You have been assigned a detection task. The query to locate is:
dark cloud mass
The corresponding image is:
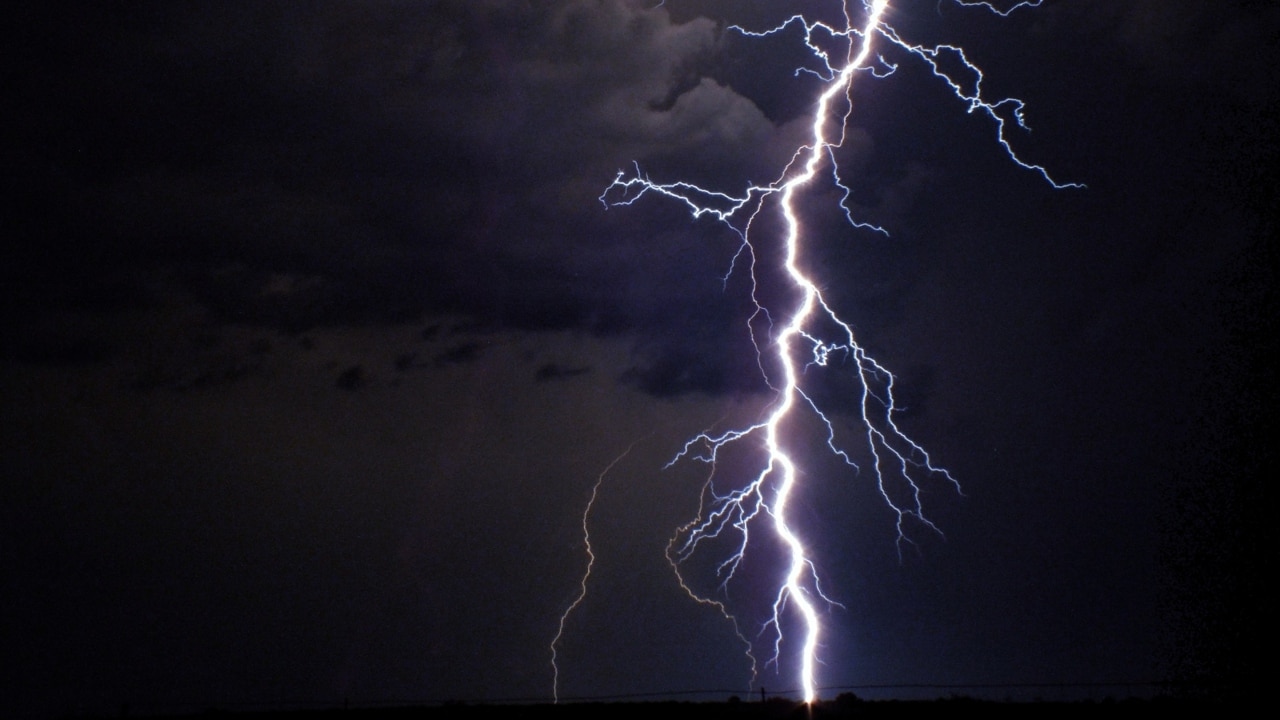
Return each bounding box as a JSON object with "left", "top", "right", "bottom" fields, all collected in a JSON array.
[
  {"left": 2, "top": 0, "right": 1275, "bottom": 716},
  {"left": 7, "top": 0, "right": 818, "bottom": 392},
  {"left": 9, "top": 2, "right": 839, "bottom": 387}
]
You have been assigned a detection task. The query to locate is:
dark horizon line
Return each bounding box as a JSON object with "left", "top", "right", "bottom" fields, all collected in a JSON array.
[{"left": 45, "top": 679, "right": 1239, "bottom": 718}]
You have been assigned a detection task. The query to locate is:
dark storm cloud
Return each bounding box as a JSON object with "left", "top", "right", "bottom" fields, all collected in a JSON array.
[
  {"left": 534, "top": 362, "right": 592, "bottom": 382},
  {"left": 7, "top": 0, "right": 815, "bottom": 395},
  {"left": 335, "top": 364, "right": 366, "bottom": 391},
  {"left": 12, "top": 0, "right": 1272, "bottom": 398},
  {"left": 433, "top": 341, "right": 485, "bottom": 367}
]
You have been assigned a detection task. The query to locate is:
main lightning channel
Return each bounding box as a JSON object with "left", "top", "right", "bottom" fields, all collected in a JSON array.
[
  {"left": 581, "top": 0, "right": 1078, "bottom": 704},
  {"left": 755, "top": 0, "right": 894, "bottom": 702}
]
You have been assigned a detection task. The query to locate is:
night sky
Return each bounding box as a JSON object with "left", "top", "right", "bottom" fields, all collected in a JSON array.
[{"left": 3, "top": 1, "right": 1274, "bottom": 716}]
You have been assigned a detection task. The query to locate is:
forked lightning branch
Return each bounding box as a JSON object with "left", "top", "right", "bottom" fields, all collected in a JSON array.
[{"left": 553, "top": 0, "right": 1078, "bottom": 704}]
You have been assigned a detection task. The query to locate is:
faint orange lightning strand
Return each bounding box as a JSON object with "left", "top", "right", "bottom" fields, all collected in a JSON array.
[
  {"left": 550, "top": 436, "right": 648, "bottom": 703},
  {"left": 665, "top": 454, "right": 760, "bottom": 688}
]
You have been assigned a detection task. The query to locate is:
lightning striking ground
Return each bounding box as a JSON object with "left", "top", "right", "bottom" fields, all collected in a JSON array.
[
  {"left": 563, "top": 0, "right": 1078, "bottom": 704},
  {"left": 551, "top": 437, "right": 648, "bottom": 704}
]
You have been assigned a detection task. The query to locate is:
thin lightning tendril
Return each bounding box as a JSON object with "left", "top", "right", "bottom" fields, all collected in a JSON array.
[
  {"left": 560, "top": 0, "right": 1078, "bottom": 705},
  {"left": 551, "top": 437, "right": 648, "bottom": 704}
]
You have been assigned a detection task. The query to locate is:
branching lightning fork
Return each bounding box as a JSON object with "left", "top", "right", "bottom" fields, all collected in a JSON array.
[{"left": 561, "top": 0, "right": 1079, "bottom": 704}]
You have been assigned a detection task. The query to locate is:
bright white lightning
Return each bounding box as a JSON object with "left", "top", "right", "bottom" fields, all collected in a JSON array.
[{"left": 583, "top": 0, "right": 1078, "bottom": 704}]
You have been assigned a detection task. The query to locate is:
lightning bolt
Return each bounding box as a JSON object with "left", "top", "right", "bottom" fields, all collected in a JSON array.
[
  {"left": 570, "top": 0, "right": 1079, "bottom": 704},
  {"left": 550, "top": 437, "right": 648, "bottom": 704}
]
